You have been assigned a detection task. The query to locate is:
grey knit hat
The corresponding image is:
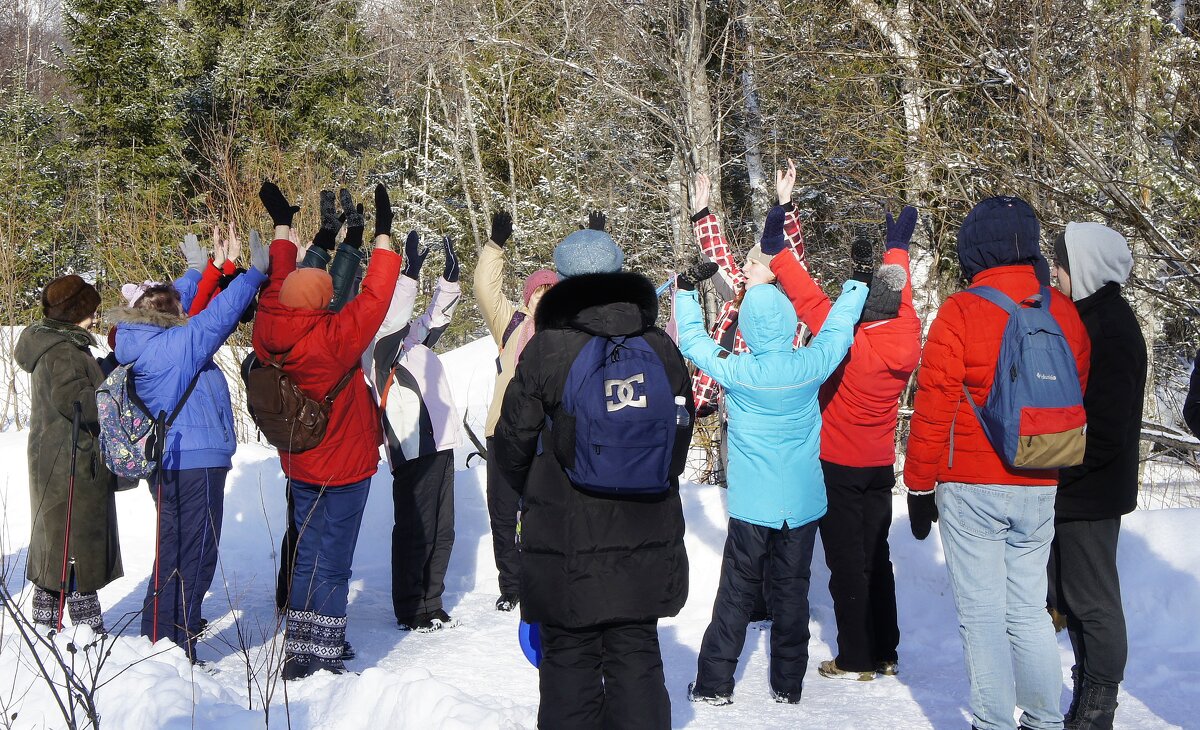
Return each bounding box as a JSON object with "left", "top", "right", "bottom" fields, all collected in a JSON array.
[
  {"left": 554, "top": 229, "right": 624, "bottom": 277},
  {"left": 860, "top": 263, "right": 906, "bottom": 322}
]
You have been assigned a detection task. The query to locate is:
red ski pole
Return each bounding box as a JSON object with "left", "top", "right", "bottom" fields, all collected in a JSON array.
[{"left": 57, "top": 401, "right": 82, "bottom": 631}]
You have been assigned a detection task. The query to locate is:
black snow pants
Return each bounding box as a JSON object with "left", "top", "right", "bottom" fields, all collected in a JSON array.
[
  {"left": 391, "top": 449, "right": 456, "bottom": 623},
  {"left": 694, "top": 517, "right": 818, "bottom": 699},
  {"left": 486, "top": 437, "right": 522, "bottom": 598}
]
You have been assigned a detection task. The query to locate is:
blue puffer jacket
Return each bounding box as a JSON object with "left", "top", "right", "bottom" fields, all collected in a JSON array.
[
  {"left": 110, "top": 268, "right": 265, "bottom": 471},
  {"left": 675, "top": 280, "right": 867, "bottom": 528}
]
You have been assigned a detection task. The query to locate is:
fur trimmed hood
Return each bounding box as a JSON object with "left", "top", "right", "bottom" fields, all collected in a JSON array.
[
  {"left": 103, "top": 306, "right": 188, "bottom": 330},
  {"left": 534, "top": 271, "right": 658, "bottom": 337}
]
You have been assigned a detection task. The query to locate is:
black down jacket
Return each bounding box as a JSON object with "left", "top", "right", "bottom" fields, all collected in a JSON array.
[{"left": 493, "top": 271, "right": 692, "bottom": 628}]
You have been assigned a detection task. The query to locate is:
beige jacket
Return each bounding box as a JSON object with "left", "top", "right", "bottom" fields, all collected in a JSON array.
[{"left": 475, "top": 240, "right": 535, "bottom": 437}]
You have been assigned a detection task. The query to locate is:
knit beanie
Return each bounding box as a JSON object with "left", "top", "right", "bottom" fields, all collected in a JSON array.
[
  {"left": 522, "top": 269, "right": 559, "bottom": 305},
  {"left": 279, "top": 268, "right": 334, "bottom": 310},
  {"left": 745, "top": 244, "right": 774, "bottom": 270},
  {"left": 42, "top": 274, "right": 101, "bottom": 324},
  {"left": 553, "top": 229, "right": 624, "bottom": 278},
  {"left": 120, "top": 280, "right": 165, "bottom": 308},
  {"left": 860, "top": 263, "right": 906, "bottom": 322},
  {"left": 1052, "top": 231, "right": 1069, "bottom": 274}
]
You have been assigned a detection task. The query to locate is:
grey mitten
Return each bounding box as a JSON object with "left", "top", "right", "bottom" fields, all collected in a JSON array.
[
  {"left": 249, "top": 229, "right": 270, "bottom": 274},
  {"left": 182, "top": 233, "right": 207, "bottom": 273}
]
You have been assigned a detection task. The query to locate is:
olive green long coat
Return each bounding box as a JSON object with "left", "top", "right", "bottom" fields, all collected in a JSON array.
[{"left": 15, "top": 320, "right": 122, "bottom": 593}]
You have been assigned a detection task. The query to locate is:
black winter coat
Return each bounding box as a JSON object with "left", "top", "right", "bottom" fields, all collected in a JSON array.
[
  {"left": 493, "top": 271, "right": 692, "bottom": 629},
  {"left": 1056, "top": 283, "right": 1147, "bottom": 520},
  {"left": 1185, "top": 347, "right": 1200, "bottom": 438}
]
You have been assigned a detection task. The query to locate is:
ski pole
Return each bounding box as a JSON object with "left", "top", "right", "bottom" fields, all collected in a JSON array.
[
  {"left": 57, "top": 401, "right": 82, "bottom": 631},
  {"left": 151, "top": 410, "right": 166, "bottom": 643}
]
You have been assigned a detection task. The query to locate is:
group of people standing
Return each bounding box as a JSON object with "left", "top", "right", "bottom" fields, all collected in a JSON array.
[{"left": 15, "top": 162, "right": 1199, "bottom": 729}]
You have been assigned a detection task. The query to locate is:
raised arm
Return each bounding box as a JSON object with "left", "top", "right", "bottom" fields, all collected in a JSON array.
[
  {"left": 406, "top": 237, "right": 462, "bottom": 351},
  {"left": 691, "top": 173, "right": 743, "bottom": 300},
  {"left": 474, "top": 211, "right": 517, "bottom": 342},
  {"left": 324, "top": 185, "right": 402, "bottom": 370},
  {"left": 802, "top": 280, "right": 868, "bottom": 380}
]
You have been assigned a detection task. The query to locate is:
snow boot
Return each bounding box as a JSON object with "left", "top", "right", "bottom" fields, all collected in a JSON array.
[
  {"left": 495, "top": 594, "right": 519, "bottom": 612},
  {"left": 876, "top": 659, "right": 899, "bottom": 676},
  {"left": 770, "top": 686, "right": 802, "bottom": 704},
  {"left": 65, "top": 591, "right": 105, "bottom": 633},
  {"left": 687, "top": 682, "right": 732, "bottom": 706},
  {"left": 818, "top": 659, "right": 875, "bottom": 682},
  {"left": 1064, "top": 665, "right": 1083, "bottom": 725},
  {"left": 1066, "top": 681, "right": 1118, "bottom": 730},
  {"left": 32, "top": 586, "right": 60, "bottom": 630},
  {"left": 283, "top": 609, "right": 348, "bottom": 681}
]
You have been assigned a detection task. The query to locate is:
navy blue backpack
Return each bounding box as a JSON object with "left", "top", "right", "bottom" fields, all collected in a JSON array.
[
  {"left": 962, "top": 286, "right": 1087, "bottom": 470},
  {"left": 553, "top": 334, "right": 679, "bottom": 494}
]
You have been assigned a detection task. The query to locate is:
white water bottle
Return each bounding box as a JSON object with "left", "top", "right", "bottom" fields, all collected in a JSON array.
[{"left": 675, "top": 396, "right": 691, "bottom": 428}]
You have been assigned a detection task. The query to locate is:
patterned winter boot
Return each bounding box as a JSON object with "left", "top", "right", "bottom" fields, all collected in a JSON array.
[
  {"left": 31, "top": 587, "right": 60, "bottom": 632},
  {"left": 65, "top": 591, "right": 106, "bottom": 634},
  {"left": 282, "top": 609, "right": 315, "bottom": 681},
  {"left": 308, "top": 612, "right": 348, "bottom": 674}
]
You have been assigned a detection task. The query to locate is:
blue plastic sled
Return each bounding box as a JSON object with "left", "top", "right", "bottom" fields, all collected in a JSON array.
[{"left": 519, "top": 620, "right": 543, "bottom": 668}]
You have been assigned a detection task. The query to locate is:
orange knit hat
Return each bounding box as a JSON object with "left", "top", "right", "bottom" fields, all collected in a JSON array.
[{"left": 279, "top": 268, "right": 334, "bottom": 311}]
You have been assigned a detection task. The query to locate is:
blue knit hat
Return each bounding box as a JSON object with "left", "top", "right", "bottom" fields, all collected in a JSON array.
[
  {"left": 956, "top": 196, "right": 1042, "bottom": 281},
  {"left": 553, "top": 229, "right": 624, "bottom": 278}
]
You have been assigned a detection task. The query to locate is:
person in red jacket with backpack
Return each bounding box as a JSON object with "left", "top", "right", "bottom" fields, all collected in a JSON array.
[
  {"left": 767, "top": 164, "right": 922, "bottom": 682},
  {"left": 905, "top": 196, "right": 1090, "bottom": 730},
  {"left": 251, "top": 181, "right": 401, "bottom": 681}
]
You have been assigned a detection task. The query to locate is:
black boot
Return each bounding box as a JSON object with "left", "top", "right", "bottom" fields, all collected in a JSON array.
[
  {"left": 1066, "top": 680, "right": 1118, "bottom": 730},
  {"left": 1064, "top": 665, "right": 1083, "bottom": 725}
]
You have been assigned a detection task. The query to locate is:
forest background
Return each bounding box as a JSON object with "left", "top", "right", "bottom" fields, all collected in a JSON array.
[{"left": 1, "top": 0, "right": 1199, "bottom": 464}]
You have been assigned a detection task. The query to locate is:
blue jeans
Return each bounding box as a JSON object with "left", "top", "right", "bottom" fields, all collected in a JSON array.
[
  {"left": 287, "top": 478, "right": 370, "bottom": 617},
  {"left": 937, "top": 483, "right": 1063, "bottom": 730}
]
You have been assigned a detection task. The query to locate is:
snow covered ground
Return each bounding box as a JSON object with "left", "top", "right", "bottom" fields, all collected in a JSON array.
[{"left": 1, "top": 335, "right": 1198, "bottom": 729}]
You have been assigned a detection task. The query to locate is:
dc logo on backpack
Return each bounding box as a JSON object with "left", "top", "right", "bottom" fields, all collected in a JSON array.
[
  {"left": 963, "top": 286, "right": 1087, "bottom": 470},
  {"left": 554, "top": 335, "right": 678, "bottom": 494}
]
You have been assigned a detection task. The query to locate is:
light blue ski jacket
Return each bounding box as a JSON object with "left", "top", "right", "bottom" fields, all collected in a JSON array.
[{"left": 675, "top": 280, "right": 868, "bottom": 528}]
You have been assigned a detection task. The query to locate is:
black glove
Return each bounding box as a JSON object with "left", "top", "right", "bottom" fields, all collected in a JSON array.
[
  {"left": 442, "top": 236, "right": 460, "bottom": 283},
  {"left": 402, "top": 231, "right": 429, "bottom": 280},
  {"left": 340, "top": 189, "right": 365, "bottom": 249},
  {"left": 312, "top": 190, "right": 340, "bottom": 251},
  {"left": 259, "top": 181, "right": 300, "bottom": 227},
  {"left": 760, "top": 205, "right": 788, "bottom": 256},
  {"left": 907, "top": 492, "right": 939, "bottom": 540},
  {"left": 374, "top": 184, "right": 393, "bottom": 238},
  {"left": 588, "top": 210, "right": 606, "bottom": 231},
  {"left": 850, "top": 237, "right": 875, "bottom": 285},
  {"left": 490, "top": 210, "right": 513, "bottom": 247},
  {"left": 676, "top": 261, "right": 719, "bottom": 291}
]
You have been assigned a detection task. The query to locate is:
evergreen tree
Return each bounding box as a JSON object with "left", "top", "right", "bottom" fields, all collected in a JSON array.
[{"left": 61, "top": 0, "right": 185, "bottom": 183}]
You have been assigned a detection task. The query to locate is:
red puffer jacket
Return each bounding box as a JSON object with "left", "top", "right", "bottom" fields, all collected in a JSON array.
[
  {"left": 252, "top": 239, "right": 402, "bottom": 486},
  {"left": 772, "top": 248, "right": 922, "bottom": 467},
  {"left": 904, "top": 264, "right": 1091, "bottom": 491}
]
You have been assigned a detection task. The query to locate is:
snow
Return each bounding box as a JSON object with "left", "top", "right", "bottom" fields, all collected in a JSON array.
[{"left": 1, "top": 335, "right": 1198, "bottom": 729}]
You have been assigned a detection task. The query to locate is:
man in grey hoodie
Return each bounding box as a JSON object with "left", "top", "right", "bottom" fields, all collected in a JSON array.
[{"left": 1048, "top": 222, "right": 1147, "bottom": 730}]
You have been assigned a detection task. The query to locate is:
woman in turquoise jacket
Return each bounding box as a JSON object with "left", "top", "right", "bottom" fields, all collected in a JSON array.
[{"left": 678, "top": 203, "right": 869, "bottom": 707}]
